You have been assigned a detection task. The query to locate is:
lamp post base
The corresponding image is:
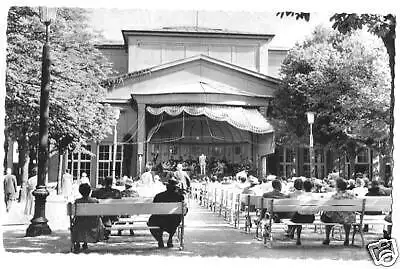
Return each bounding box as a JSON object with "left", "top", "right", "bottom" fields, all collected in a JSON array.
[
  {"left": 26, "top": 222, "right": 52, "bottom": 237},
  {"left": 25, "top": 187, "right": 52, "bottom": 237}
]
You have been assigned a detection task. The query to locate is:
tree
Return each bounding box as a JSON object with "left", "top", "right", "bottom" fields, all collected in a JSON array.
[
  {"left": 6, "top": 7, "right": 117, "bottom": 195},
  {"left": 277, "top": 11, "right": 396, "bottom": 176},
  {"left": 274, "top": 26, "right": 390, "bottom": 178}
]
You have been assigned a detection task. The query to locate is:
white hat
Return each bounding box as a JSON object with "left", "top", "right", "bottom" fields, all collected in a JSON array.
[
  {"left": 266, "top": 175, "right": 277, "bottom": 181},
  {"left": 248, "top": 175, "right": 259, "bottom": 184}
]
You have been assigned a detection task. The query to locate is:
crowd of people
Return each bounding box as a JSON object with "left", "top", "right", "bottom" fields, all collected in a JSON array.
[{"left": 196, "top": 170, "right": 392, "bottom": 246}]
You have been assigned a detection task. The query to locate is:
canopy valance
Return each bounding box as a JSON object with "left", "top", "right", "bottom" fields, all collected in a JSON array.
[{"left": 146, "top": 105, "right": 274, "bottom": 134}]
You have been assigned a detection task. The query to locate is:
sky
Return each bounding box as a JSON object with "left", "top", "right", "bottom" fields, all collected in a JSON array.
[{"left": 87, "top": 9, "right": 333, "bottom": 49}]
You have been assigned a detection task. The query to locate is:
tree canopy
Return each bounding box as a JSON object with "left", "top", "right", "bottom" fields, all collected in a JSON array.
[
  {"left": 6, "top": 7, "right": 117, "bottom": 154},
  {"left": 273, "top": 26, "right": 390, "bottom": 157}
]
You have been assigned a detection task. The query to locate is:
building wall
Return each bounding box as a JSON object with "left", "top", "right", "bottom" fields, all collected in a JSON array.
[
  {"left": 268, "top": 49, "right": 288, "bottom": 79},
  {"left": 99, "top": 47, "right": 128, "bottom": 74},
  {"left": 126, "top": 36, "right": 271, "bottom": 74}
]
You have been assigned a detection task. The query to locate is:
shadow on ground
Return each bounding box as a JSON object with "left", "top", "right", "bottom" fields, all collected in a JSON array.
[{"left": 3, "top": 227, "right": 376, "bottom": 260}]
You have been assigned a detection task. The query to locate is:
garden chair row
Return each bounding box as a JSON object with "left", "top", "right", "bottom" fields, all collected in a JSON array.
[{"left": 194, "top": 183, "right": 392, "bottom": 248}]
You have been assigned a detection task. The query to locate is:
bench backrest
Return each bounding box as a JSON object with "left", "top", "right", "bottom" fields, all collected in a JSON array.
[
  {"left": 240, "top": 195, "right": 263, "bottom": 208},
  {"left": 67, "top": 201, "right": 184, "bottom": 216},
  {"left": 265, "top": 198, "right": 364, "bottom": 212},
  {"left": 364, "top": 196, "right": 392, "bottom": 212}
]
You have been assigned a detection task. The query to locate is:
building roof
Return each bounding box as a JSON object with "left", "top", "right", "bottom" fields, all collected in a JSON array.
[
  {"left": 95, "top": 44, "right": 125, "bottom": 49},
  {"left": 102, "top": 54, "right": 281, "bottom": 89},
  {"left": 121, "top": 26, "right": 274, "bottom": 45}
]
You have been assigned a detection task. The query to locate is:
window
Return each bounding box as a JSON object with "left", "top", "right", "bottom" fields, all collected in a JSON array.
[
  {"left": 235, "top": 146, "right": 241, "bottom": 155},
  {"left": 357, "top": 148, "right": 369, "bottom": 163},
  {"left": 344, "top": 148, "right": 371, "bottom": 177},
  {"left": 279, "top": 147, "right": 296, "bottom": 178},
  {"left": 67, "top": 145, "right": 92, "bottom": 181},
  {"left": 98, "top": 144, "right": 123, "bottom": 184}
]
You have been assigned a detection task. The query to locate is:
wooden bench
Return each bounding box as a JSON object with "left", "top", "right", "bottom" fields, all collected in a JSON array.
[
  {"left": 256, "top": 198, "right": 367, "bottom": 247},
  {"left": 362, "top": 196, "right": 392, "bottom": 229},
  {"left": 67, "top": 200, "right": 186, "bottom": 252}
]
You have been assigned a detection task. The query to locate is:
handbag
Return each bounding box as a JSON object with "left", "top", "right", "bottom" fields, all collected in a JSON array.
[{"left": 320, "top": 212, "right": 332, "bottom": 223}]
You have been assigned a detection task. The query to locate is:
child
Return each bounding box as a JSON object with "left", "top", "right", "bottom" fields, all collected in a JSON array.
[{"left": 72, "top": 183, "right": 105, "bottom": 253}]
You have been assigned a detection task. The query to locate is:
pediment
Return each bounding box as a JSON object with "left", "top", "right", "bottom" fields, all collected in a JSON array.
[{"left": 105, "top": 55, "right": 279, "bottom": 104}]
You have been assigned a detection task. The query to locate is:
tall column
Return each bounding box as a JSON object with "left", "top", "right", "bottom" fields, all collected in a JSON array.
[{"left": 137, "top": 103, "right": 146, "bottom": 176}]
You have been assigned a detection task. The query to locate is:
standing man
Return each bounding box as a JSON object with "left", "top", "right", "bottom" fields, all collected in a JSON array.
[
  {"left": 4, "top": 168, "right": 17, "bottom": 212},
  {"left": 199, "top": 154, "right": 206, "bottom": 175}
]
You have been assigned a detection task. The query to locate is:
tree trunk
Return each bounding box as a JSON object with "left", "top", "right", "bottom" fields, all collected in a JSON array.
[
  {"left": 18, "top": 136, "right": 30, "bottom": 202},
  {"left": 382, "top": 26, "right": 395, "bottom": 177},
  {"left": 348, "top": 155, "right": 356, "bottom": 180}
]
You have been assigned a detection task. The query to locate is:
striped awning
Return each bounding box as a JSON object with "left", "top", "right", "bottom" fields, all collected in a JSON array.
[{"left": 146, "top": 105, "right": 274, "bottom": 134}]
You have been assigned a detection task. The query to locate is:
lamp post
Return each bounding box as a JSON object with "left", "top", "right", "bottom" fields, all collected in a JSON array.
[
  {"left": 111, "top": 108, "right": 120, "bottom": 182},
  {"left": 138, "top": 154, "right": 143, "bottom": 175},
  {"left": 306, "top": 112, "right": 316, "bottom": 178},
  {"left": 26, "top": 7, "right": 57, "bottom": 237}
]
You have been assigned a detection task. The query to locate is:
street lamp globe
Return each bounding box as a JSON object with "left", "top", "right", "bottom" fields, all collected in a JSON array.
[
  {"left": 39, "top": 7, "right": 57, "bottom": 25},
  {"left": 306, "top": 111, "right": 315, "bottom": 124}
]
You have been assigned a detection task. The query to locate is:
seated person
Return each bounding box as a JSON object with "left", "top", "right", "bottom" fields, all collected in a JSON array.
[
  {"left": 261, "top": 179, "right": 289, "bottom": 223},
  {"left": 383, "top": 212, "right": 392, "bottom": 239},
  {"left": 121, "top": 178, "right": 139, "bottom": 198},
  {"left": 242, "top": 176, "right": 259, "bottom": 195},
  {"left": 347, "top": 179, "right": 356, "bottom": 190},
  {"left": 257, "top": 175, "right": 275, "bottom": 195},
  {"left": 147, "top": 178, "right": 186, "bottom": 248},
  {"left": 118, "top": 178, "right": 139, "bottom": 236},
  {"left": 72, "top": 183, "right": 105, "bottom": 253},
  {"left": 288, "top": 179, "right": 316, "bottom": 245},
  {"left": 321, "top": 177, "right": 356, "bottom": 246},
  {"left": 288, "top": 178, "right": 304, "bottom": 198},
  {"left": 352, "top": 177, "right": 368, "bottom": 197},
  {"left": 241, "top": 176, "right": 259, "bottom": 225},
  {"left": 286, "top": 178, "right": 304, "bottom": 238},
  {"left": 263, "top": 178, "right": 289, "bottom": 199},
  {"left": 140, "top": 162, "right": 155, "bottom": 186},
  {"left": 363, "top": 179, "right": 388, "bottom": 232},
  {"left": 91, "top": 176, "right": 121, "bottom": 238}
]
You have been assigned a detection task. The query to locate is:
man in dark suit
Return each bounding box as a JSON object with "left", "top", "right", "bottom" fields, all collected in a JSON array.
[
  {"left": 91, "top": 176, "right": 121, "bottom": 238},
  {"left": 148, "top": 177, "right": 185, "bottom": 248},
  {"left": 4, "top": 168, "right": 17, "bottom": 212}
]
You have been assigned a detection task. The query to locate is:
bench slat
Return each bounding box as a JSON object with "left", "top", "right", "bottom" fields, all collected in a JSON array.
[
  {"left": 69, "top": 202, "right": 183, "bottom": 216},
  {"left": 364, "top": 197, "right": 392, "bottom": 212}
]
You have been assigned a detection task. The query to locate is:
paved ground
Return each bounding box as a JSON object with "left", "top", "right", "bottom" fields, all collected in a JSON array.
[{"left": 0, "top": 193, "right": 381, "bottom": 260}]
